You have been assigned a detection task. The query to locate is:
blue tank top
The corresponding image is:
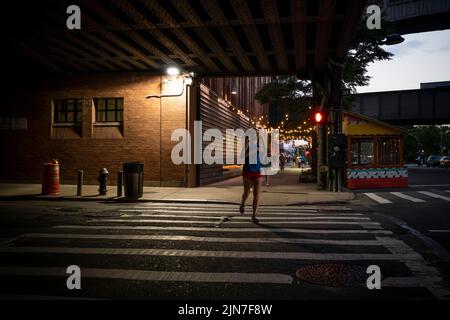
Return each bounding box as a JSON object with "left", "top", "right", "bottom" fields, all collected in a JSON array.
[{"left": 243, "top": 151, "right": 262, "bottom": 173}]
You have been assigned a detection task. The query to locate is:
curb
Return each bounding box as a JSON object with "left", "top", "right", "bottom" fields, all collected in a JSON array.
[{"left": 0, "top": 194, "right": 354, "bottom": 206}]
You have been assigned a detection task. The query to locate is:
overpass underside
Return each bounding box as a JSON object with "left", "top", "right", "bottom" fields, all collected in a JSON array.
[
  {"left": 2, "top": 0, "right": 364, "bottom": 78},
  {"left": 383, "top": 0, "right": 450, "bottom": 35}
]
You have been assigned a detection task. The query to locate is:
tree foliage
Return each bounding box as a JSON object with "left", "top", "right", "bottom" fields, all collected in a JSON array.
[
  {"left": 255, "top": 15, "right": 396, "bottom": 123},
  {"left": 343, "top": 17, "right": 394, "bottom": 90},
  {"left": 404, "top": 125, "right": 450, "bottom": 161}
]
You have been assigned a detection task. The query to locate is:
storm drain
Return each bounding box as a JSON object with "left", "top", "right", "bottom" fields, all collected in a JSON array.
[{"left": 295, "top": 263, "right": 370, "bottom": 287}]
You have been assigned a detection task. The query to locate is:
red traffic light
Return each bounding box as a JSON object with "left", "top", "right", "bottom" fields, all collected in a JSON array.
[{"left": 314, "top": 112, "right": 325, "bottom": 124}]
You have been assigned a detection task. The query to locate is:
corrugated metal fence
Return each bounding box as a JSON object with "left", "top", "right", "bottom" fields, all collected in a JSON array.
[{"left": 199, "top": 84, "right": 250, "bottom": 185}]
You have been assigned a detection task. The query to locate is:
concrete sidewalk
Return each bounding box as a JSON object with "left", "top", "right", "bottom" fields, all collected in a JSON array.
[{"left": 0, "top": 170, "right": 354, "bottom": 206}]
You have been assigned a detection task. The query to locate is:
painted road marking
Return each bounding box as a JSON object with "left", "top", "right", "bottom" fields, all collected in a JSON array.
[
  {"left": 134, "top": 206, "right": 318, "bottom": 211},
  {"left": 363, "top": 193, "right": 392, "bottom": 204},
  {"left": 390, "top": 192, "right": 426, "bottom": 203},
  {"left": 53, "top": 225, "right": 393, "bottom": 234},
  {"left": 417, "top": 191, "right": 450, "bottom": 202},
  {"left": 89, "top": 219, "right": 220, "bottom": 225},
  {"left": 376, "top": 236, "right": 449, "bottom": 300},
  {"left": 89, "top": 219, "right": 380, "bottom": 227},
  {"left": 119, "top": 209, "right": 363, "bottom": 218},
  {"left": 120, "top": 214, "right": 370, "bottom": 220},
  {"left": 137, "top": 205, "right": 353, "bottom": 211},
  {"left": 20, "top": 233, "right": 385, "bottom": 246},
  {"left": 0, "top": 246, "right": 407, "bottom": 261},
  {"left": 410, "top": 184, "right": 450, "bottom": 188},
  {"left": 0, "top": 267, "right": 293, "bottom": 285},
  {"left": 381, "top": 277, "right": 432, "bottom": 288}
]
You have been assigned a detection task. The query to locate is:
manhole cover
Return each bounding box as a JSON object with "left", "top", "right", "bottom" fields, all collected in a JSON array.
[{"left": 295, "top": 263, "right": 370, "bottom": 287}]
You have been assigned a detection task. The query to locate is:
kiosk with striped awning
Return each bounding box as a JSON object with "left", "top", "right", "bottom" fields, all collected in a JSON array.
[{"left": 343, "top": 112, "right": 408, "bottom": 189}]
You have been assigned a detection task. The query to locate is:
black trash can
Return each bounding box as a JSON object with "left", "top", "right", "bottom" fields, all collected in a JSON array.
[{"left": 123, "top": 162, "right": 144, "bottom": 199}]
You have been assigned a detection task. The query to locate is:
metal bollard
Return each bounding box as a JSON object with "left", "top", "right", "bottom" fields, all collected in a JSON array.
[
  {"left": 98, "top": 168, "right": 109, "bottom": 196},
  {"left": 77, "top": 170, "right": 83, "bottom": 196},
  {"left": 117, "top": 171, "right": 123, "bottom": 197}
]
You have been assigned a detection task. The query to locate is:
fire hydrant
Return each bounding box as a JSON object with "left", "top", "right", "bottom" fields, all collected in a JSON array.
[{"left": 98, "top": 168, "right": 109, "bottom": 195}]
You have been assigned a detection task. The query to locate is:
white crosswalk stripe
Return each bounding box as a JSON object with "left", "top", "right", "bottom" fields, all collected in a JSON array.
[
  {"left": 1, "top": 204, "right": 449, "bottom": 299},
  {"left": 120, "top": 214, "right": 369, "bottom": 220},
  {"left": 19, "top": 233, "right": 385, "bottom": 246},
  {"left": 89, "top": 218, "right": 381, "bottom": 227},
  {"left": 363, "top": 193, "right": 392, "bottom": 204},
  {"left": 417, "top": 191, "right": 450, "bottom": 202},
  {"left": 0, "top": 246, "right": 406, "bottom": 261},
  {"left": 390, "top": 192, "right": 426, "bottom": 203},
  {"left": 136, "top": 205, "right": 353, "bottom": 211},
  {"left": 0, "top": 267, "right": 293, "bottom": 285},
  {"left": 362, "top": 190, "right": 450, "bottom": 205},
  {"left": 53, "top": 225, "right": 390, "bottom": 234},
  {"left": 119, "top": 210, "right": 363, "bottom": 216}
]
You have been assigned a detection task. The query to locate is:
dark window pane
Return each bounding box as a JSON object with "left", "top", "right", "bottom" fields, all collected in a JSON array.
[
  {"left": 97, "top": 111, "right": 106, "bottom": 122},
  {"left": 351, "top": 139, "right": 374, "bottom": 166},
  {"left": 94, "top": 98, "right": 123, "bottom": 123},
  {"left": 351, "top": 142, "right": 359, "bottom": 165},
  {"left": 360, "top": 142, "right": 374, "bottom": 165},
  {"left": 107, "top": 110, "right": 116, "bottom": 122},
  {"left": 117, "top": 110, "right": 123, "bottom": 122},
  {"left": 54, "top": 99, "right": 83, "bottom": 124},
  {"left": 67, "top": 112, "right": 74, "bottom": 122},
  {"left": 379, "top": 138, "right": 400, "bottom": 165},
  {"left": 97, "top": 99, "right": 106, "bottom": 110},
  {"left": 67, "top": 100, "right": 74, "bottom": 111},
  {"left": 107, "top": 99, "right": 116, "bottom": 110},
  {"left": 117, "top": 99, "right": 124, "bottom": 110},
  {"left": 57, "top": 112, "right": 65, "bottom": 123}
]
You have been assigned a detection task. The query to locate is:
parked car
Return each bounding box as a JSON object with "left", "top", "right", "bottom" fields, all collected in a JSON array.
[
  {"left": 440, "top": 156, "right": 450, "bottom": 168},
  {"left": 426, "top": 155, "right": 443, "bottom": 167}
]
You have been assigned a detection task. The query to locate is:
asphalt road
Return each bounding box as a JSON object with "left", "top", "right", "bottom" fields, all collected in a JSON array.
[
  {"left": 353, "top": 166, "right": 450, "bottom": 252},
  {"left": 0, "top": 196, "right": 449, "bottom": 300}
]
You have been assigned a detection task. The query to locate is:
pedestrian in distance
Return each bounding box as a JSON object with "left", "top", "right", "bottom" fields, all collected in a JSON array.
[
  {"left": 264, "top": 150, "right": 271, "bottom": 187},
  {"left": 280, "top": 153, "right": 286, "bottom": 172},
  {"left": 300, "top": 154, "right": 306, "bottom": 168}
]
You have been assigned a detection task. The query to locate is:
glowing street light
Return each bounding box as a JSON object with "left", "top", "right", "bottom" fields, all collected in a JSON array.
[{"left": 167, "top": 67, "right": 180, "bottom": 76}]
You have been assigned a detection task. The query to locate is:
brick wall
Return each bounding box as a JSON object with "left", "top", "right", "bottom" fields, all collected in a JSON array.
[{"left": 0, "top": 72, "right": 187, "bottom": 187}]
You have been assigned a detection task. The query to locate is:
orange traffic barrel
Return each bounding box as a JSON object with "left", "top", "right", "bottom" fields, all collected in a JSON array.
[{"left": 42, "top": 160, "right": 60, "bottom": 195}]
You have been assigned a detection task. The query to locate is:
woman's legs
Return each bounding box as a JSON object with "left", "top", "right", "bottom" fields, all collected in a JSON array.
[
  {"left": 252, "top": 177, "right": 262, "bottom": 219},
  {"left": 241, "top": 177, "right": 252, "bottom": 207}
]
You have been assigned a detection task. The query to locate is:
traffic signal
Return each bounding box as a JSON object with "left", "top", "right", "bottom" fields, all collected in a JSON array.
[
  {"left": 328, "top": 134, "right": 347, "bottom": 168},
  {"left": 313, "top": 111, "right": 326, "bottom": 124}
]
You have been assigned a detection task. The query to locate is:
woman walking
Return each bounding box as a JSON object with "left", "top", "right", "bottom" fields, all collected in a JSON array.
[{"left": 239, "top": 139, "right": 263, "bottom": 224}]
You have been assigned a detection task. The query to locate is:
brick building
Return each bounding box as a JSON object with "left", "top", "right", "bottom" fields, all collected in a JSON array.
[{"left": 1, "top": 73, "right": 270, "bottom": 187}]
